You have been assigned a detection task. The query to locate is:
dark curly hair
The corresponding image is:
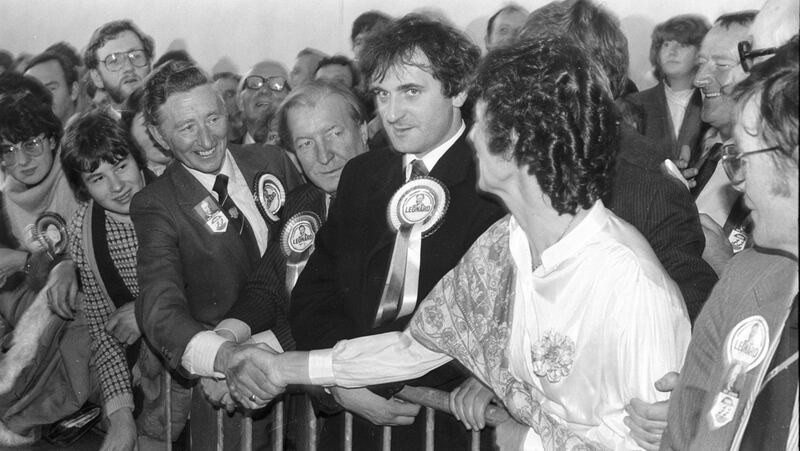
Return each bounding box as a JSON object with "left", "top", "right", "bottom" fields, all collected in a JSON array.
[
  {"left": 0, "top": 74, "right": 62, "bottom": 150},
  {"left": 472, "top": 37, "right": 618, "bottom": 215},
  {"left": 359, "top": 14, "right": 480, "bottom": 98},
  {"left": 143, "top": 61, "right": 209, "bottom": 127},
  {"left": 61, "top": 109, "right": 145, "bottom": 202}
]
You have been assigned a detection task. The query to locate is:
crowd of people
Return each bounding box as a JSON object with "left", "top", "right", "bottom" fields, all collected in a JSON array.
[{"left": 0, "top": 0, "right": 797, "bottom": 450}]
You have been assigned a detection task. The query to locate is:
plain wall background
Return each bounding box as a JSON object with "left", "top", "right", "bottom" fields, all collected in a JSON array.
[{"left": 0, "top": 0, "right": 759, "bottom": 90}]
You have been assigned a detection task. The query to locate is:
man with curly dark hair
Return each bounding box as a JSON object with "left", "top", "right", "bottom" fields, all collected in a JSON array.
[{"left": 284, "top": 14, "right": 504, "bottom": 450}]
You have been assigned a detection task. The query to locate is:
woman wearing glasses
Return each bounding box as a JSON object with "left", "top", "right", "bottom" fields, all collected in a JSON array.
[{"left": 0, "top": 72, "right": 86, "bottom": 446}]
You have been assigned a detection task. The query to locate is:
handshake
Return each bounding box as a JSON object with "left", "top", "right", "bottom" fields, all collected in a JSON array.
[{"left": 200, "top": 342, "right": 289, "bottom": 412}]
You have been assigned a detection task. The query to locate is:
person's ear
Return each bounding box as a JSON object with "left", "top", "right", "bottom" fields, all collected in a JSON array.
[
  {"left": 451, "top": 90, "right": 468, "bottom": 109},
  {"left": 147, "top": 123, "right": 171, "bottom": 151},
  {"left": 89, "top": 69, "right": 104, "bottom": 89}
]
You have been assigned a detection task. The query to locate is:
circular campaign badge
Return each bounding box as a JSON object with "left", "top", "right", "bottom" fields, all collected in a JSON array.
[
  {"left": 386, "top": 177, "right": 449, "bottom": 237},
  {"left": 253, "top": 173, "right": 286, "bottom": 222},
  {"left": 724, "top": 315, "right": 770, "bottom": 372},
  {"left": 280, "top": 211, "right": 322, "bottom": 257},
  {"left": 35, "top": 212, "right": 68, "bottom": 257}
]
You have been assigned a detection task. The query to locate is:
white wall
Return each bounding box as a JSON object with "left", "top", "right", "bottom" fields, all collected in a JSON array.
[{"left": 1, "top": 0, "right": 761, "bottom": 90}]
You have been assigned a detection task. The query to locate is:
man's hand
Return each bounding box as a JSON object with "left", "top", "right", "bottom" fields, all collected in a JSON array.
[
  {"left": 215, "top": 342, "right": 284, "bottom": 409},
  {"left": 331, "top": 387, "right": 421, "bottom": 426},
  {"left": 199, "top": 377, "right": 236, "bottom": 413},
  {"left": 624, "top": 371, "right": 680, "bottom": 451},
  {"left": 674, "top": 145, "right": 698, "bottom": 189},
  {"left": 449, "top": 376, "right": 496, "bottom": 431},
  {"left": 46, "top": 260, "right": 80, "bottom": 320},
  {"left": 101, "top": 408, "right": 137, "bottom": 451},
  {"left": 493, "top": 419, "right": 530, "bottom": 451},
  {"left": 106, "top": 302, "right": 141, "bottom": 345}
]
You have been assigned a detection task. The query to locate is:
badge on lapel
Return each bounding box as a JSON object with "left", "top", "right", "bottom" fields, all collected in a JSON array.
[
  {"left": 194, "top": 196, "right": 228, "bottom": 233},
  {"left": 253, "top": 172, "right": 286, "bottom": 222}
]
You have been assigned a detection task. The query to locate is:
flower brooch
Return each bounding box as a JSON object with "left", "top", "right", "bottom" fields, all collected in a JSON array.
[{"left": 531, "top": 330, "right": 576, "bottom": 383}]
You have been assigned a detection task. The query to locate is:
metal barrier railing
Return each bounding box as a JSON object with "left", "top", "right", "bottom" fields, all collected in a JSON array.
[{"left": 161, "top": 365, "right": 510, "bottom": 450}]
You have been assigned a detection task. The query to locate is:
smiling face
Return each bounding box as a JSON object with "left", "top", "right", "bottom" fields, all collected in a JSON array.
[
  {"left": 238, "top": 62, "right": 289, "bottom": 139},
  {"left": 694, "top": 24, "right": 749, "bottom": 134},
  {"left": 287, "top": 94, "right": 368, "bottom": 193},
  {"left": 90, "top": 30, "right": 151, "bottom": 106},
  {"left": 81, "top": 153, "right": 144, "bottom": 218},
  {"left": 150, "top": 84, "right": 228, "bottom": 174},
  {"left": 371, "top": 50, "right": 466, "bottom": 157},
  {"left": 25, "top": 59, "right": 78, "bottom": 124}
]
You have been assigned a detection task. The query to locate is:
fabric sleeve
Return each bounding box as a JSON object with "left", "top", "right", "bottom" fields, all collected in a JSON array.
[
  {"left": 587, "top": 251, "right": 691, "bottom": 450},
  {"left": 68, "top": 209, "right": 134, "bottom": 416},
  {"left": 307, "top": 330, "right": 452, "bottom": 387},
  {"left": 131, "top": 192, "right": 205, "bottom": 370}
]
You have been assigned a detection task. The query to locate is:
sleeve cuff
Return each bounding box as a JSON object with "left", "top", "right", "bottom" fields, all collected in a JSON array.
[
  {"left": 214, "top": 318, "right": 251, "bottom": 343},
  {"left": 251, "top": 330, "right": 284, "bottom": 353},
  {"left": 181, "top": 330, "right": 229, "bottom": 378},
  {"left": 104, "top": 393, "right": 135, "bottom": 418},
  {"left": 308, "top": 349, "right": 335, "bottom": 386}
]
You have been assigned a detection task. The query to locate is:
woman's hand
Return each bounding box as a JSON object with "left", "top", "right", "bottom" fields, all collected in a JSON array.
[{"left": 449, "top": 376, "right": 496, "bottom": 431}]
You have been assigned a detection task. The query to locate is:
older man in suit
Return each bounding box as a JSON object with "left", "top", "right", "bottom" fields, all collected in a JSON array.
[{"left": 131, "top": 61, "right": 301, "bottom": 450}]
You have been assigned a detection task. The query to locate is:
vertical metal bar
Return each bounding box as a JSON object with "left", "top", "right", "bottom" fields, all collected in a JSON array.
[
  {"left": 165, "top": 371, "right": 172, "bottom": 451},
  {"left": 381, "top": 426, "right": 391, "bottom": 451},
  {"left": 307, "top": 396, "right": 317, "bottom": 451},
  {"left": 343, "top": 411, "right": 353, "bottom": 451},
  {"left": 273, "top": 399, "right": 284, "bottom": 451},
  {"left": 242, "top": 415, "right": 253, "bottom": 451},
  {"left": 216, "top": 409, "right": 224, "bottom": 451},
  {"left": 471, "top": 430, "right": 480, "bottom": 451},
  {"left": 424, "top": 407, "right": 434, "bottom": 451}
]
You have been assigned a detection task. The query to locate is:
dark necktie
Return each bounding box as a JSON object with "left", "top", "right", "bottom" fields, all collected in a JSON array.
[
  {"left": 213, "top": 174, "right": 261, "bottom": 264},
  {"left": 740, "top": 294, "right": 798, "bottom": 450},
  {"left": 409, "top": 159, "right": 429, "bottom": 181},
  {"left": 691, "top": 142, "right": 723, "bottom": 197}
]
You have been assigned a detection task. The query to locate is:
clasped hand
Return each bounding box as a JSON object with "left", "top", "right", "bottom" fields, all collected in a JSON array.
[{"left": 213, "top": 342, "right": 285, "bottom": 410}]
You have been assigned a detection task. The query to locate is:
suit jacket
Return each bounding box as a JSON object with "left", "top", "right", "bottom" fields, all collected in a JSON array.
[
  {"left": 227, "top": 182, "right": 328, "bottom": 350},
  {"left": 604, "top": 125, "right": 718, "bottom": 321},
  {"left": 662, "top": 249, "right": 798, "bottom": 450},
  {"left": 132, "top": 143, "right": 302, "bottom": 369},
  {"left": 626, "top": 82, "right": 707, "bottom": 163}
]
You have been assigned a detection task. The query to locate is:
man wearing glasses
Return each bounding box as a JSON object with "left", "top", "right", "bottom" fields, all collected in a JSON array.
[
  {"left": 661, "top": 36, "right": 798, "bottom": 451},
  {"left": 84, "top": 20, "right": 154, "bottom": 116},
  {"left": 237, "top": 61, "right": 289, "bottom": 145}
]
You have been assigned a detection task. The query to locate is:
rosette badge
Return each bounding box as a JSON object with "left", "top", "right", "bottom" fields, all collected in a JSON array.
[
  {"left": 27, "top": 212, "right": 68, "bottom": 260},
  {"left": 253, "top": 173, "right": 286, "bottom": 222},
  {"left": 281, "top": 211, "right": 322, "bottom": 294},
  {"left": 387, "top": 178, "right": 449, "bottom": 237}
]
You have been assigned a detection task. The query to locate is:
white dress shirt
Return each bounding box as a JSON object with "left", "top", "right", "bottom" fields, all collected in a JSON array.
[{"left": 402, "top": 121, "right": 465, "bottom": 180}]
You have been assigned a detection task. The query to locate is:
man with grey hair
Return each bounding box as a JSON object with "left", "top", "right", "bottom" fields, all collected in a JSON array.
[
  {"left": 238, "top": 60, "right": 290, "bottom": 144},
  {"left": 131, "top": 60, "right": 301, "bottom": 450}
]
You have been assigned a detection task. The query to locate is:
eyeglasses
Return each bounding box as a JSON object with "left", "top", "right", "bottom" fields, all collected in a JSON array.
[
  {"left": 243, "top": 75, "right": 288, "bottom": 92},
  {"left": 102, "top": 49, "right": 149, "bottom": 72},
  {"left": 721, "top": 143, "right": 781, "bottom": 186},
  {"left": 737, "top": 40, "right": 777, "bottom": 73},
  {"left": 0, "top": 135, "right": 46, "bottom": 167}
]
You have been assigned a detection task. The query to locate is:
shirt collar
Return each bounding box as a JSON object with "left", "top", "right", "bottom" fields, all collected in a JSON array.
[
  {"left": 402, "top": 121, "right": 465, "bottom": 174},
  {"left": 183, "top": 149, "right": 234, "bottom": 196},
  {"left": 508, "top": 200, "right": 609, "bottom": 276}
]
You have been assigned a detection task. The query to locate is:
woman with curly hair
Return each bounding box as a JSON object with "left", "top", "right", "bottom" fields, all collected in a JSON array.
[{"left": 217, "top": 38, "right": 692, "bottom": 450}]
